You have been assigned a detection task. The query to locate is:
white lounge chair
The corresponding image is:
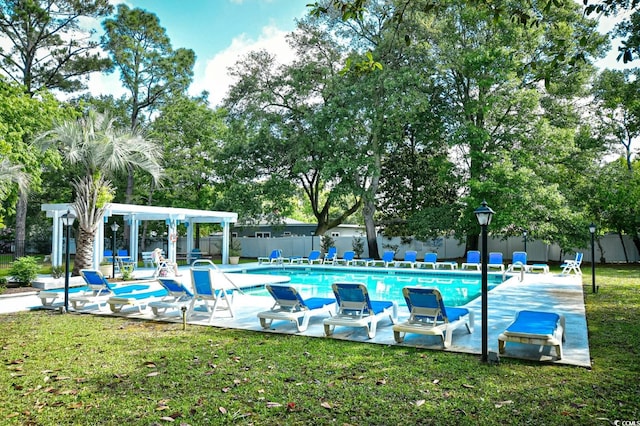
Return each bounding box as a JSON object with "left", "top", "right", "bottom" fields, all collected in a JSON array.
[
  {"left": 323, "top": 247, "right": 338, "bottom": 265},
  {"left": 394, "top": 250, "right": 418, "bottom": 268},
  {"left": 258, "top": 249, "right": 287, "bottom": 265},
  {"left": 69, "top": 269, "right": 150, "bottom": 310},
  {"left": 188, "top": 266, "right": 235, "bottom": 323},
  {"left": 498, "top": 310, "right": 565, "bottom": 359},
  {"left": 335, "top": 251, "right": 356, "bottom": 266},
  {"left": 107, "top": 287, "right": 168, "bottom": 313},
  {"left": 148, "top": 278, "right": 195, "bottom": 316},
  {"left": 561, "top": 252, "right": 583, "bottom": 275},
  {"left": 488, "top": 252, "right": 505, "bottom": 272},
  {"left": 416, "top": 252, "right": 438, "bottom": 269},
  {"left": 392, "top": 287, "right": 474, "bottom": 348},
  {"left": 507, "top": 251, "right": 530, "bottom": 272},
  {"left": 460, "top": 251, "right": 481, "bottom": 270},
  {"left": 368, "top": 250, "right": 395, "bottom": 267},
  {"left": 323, "top": 282, "right": 398, "bottom": 339},
  {"left": 257, "top": 284, "right": 335, "bottom": 332}
]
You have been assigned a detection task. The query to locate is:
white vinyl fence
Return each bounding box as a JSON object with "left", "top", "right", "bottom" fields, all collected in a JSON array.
[{"left": 186, "top": 233, "right": 639, "bottom": 264}]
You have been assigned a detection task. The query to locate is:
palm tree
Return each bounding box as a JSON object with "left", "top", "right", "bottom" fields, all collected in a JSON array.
[
  {"left": 35, "top": 109, "right": 162, "bottom": 274},
  {"left": 0, "top": 159, "right": 29, "bottom": 228}
]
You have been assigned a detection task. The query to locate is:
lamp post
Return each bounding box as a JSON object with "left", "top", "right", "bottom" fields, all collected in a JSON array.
[
  {"left": 474, "top": 200, "right": 495, "bottom": 363},
  {"left": 589, "top": 223, "right": 596, "bottom": 293},
  {"left": 523, "top": 230, "right": 527, "bottom": 252},
  {"left": 311, "top": 231, "right": 315, "bottom": 251},
  {"left": 61, "top": 210, "right": 76, "bottom": 313},
  {"left": 110, "top": 222, "right": 119, "bottom": 279}
]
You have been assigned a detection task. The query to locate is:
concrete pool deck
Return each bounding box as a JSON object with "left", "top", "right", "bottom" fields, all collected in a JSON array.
[{"left": 0, "top": 264, "right": 591, "bottom": 368}]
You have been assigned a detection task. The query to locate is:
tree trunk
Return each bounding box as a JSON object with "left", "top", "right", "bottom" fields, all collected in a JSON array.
[
  {"left": 633, "top": 235, "right": 640, "bottom": 262},
  {"left": 362, "top": 199, "right": 379, "bottom": 260},
  {"left": 466, "top": 233, "right": 479, "bottom": 253},
  {"left": 14, "top": 190, "right": 27, "bottom": 258},
  {"left": 597, "top": 238, "right": 606, "bottom": 264},
  {"left": 617, "top": 232, "right": 627, "bottom": 263},
  {"left": 73, "top": 227, "right": 95, "bottom": 276}
]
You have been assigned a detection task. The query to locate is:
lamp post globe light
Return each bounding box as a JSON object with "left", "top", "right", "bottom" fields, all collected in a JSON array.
[
  {"left": 61, "top": 210, "right": 76, "bottom": 313},
  {"left": 523, "top": 230, "right": 527, "bottom": 252},
  {"left": 111, "top": 222, "right": 120, "bottom": 279},
  {"left": 474, "top": 200, "right": 495, "bottom": 363},
  {"left": 589, "top": 223, "right": 596, "bottom": 294}
]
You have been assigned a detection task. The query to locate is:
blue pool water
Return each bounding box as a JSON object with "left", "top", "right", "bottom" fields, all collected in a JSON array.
[{"left": 235, "top": 267, "right": 504, "bottom": 307}]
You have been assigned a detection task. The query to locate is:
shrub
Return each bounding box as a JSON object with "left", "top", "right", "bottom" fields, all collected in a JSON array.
[
  {"left": 321, "top": 235, "right": 335, "bottom": 254},
  {"left": 352, "top": 236, "right": 365, "bottom": 258},
  {"left": 51, "top": 266, "right": 64, "bottom": 279},
  {"left": 120, "top": 264, "right": 135, "bottom": 281},
  {"left": 9, "top": 256, "right": 39, "bottom": 284}
]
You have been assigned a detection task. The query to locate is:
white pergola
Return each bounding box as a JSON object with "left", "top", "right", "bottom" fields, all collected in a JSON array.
[{"left": 42, "top": 203, "right": 238, "bottom": 268}]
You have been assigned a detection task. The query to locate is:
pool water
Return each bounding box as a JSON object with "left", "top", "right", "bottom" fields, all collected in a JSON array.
[{"left": 234, "top": 267, "right": 504, "bottom": 307}]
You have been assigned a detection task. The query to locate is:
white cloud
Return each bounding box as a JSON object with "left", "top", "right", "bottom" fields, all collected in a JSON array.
[
  {"left": 84, "top": 71, "right": 128, "bottom": 99},
  {"left": 190, "top": 24, "right": 295, "bottom": 108}
]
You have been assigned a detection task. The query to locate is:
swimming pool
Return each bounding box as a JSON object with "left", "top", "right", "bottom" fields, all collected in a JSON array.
[{"left": 233, "top": 266, "right": 505, "bottom": 307}]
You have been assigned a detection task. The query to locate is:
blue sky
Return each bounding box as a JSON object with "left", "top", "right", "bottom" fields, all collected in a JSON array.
[
  {"left": 88, "top": 0, "right": 309, "bottom": 106},
  {"left": 86, "top": 1, "right": 630, "bottom": 107}
]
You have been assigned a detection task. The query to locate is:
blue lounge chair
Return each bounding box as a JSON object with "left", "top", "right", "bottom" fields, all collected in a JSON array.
[
  {"left": 507, "top": 251, "right": 530, "bottom": 272},
  {"left": 323, "top": 282, "right": 398, "bottom": 339},
  {"left": 498, "top": 310, "right": 565, "bottom": 359},
  {"left": 392, "top": 287, "right": 474, "bottom": 348},
  {"left": 258, "top": 249, "right": 287, "bottom": 265},
  {"left": 107, "top": 287, "right": 169, "bottom": 313},
  {"left": 416, "top": 252, "right": 438, "bottom": 269},
  {"left": 461, "top": 250, "right": 481, "bottom": 270},
  {"left": 103, "top": 249, "right": 114, "bottom": 264},
  {"left": 38, "top": 283, "right": 93, "bottom": 307},
  {"left": 69, "top": 269, "right": 150, "bottom": 310},
  {"left": 257, "top": 284, "right": 336, "bottom": 332},
  {"left": 335, "top": 251, "right": 356, "bottom": 266},
  {"left": 394, "top": 250, "right": 418, "bottom": 268},
  {"left": 368, "top": 250, "right": 395, "bottom": 267},
  {"left": 488, "top": 252, "right": 505, "bottom": 272},
  {"left": 292, "top": 250, "right": 323, "bottom": 265},
  {"left": 561, "top": 252, "right": 583, "bottom": 275},
  {"left": 148, "top": 278, "right": 195, "bottom": 316},
  {"left": 117, "top": 249, "right": 130, "bottom": 261},
  {"left": 188, "top": 248, "right": 203, "bottom": 264},
  {"left": 323, "top": 247, "right": 338, "bottom": 265},
  {"left": 189, "top": 266, "right": 235, "bottom": 323}
]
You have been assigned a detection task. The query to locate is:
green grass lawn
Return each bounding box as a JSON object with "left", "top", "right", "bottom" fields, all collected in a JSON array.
[{"left": 0, "top": 265, "right": 639, "bottom": 425}]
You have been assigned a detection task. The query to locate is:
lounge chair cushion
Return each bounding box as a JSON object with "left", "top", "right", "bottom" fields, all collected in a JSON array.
[{"left": 498, "top": 310, "right": 565, "bottom": 359}]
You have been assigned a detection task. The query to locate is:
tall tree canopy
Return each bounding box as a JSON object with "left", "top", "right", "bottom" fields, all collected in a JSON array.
[
  {"left": 0, "top": 0, "right": 113, "bottom": 95},
  {"left": 222, "top": 22, "right": 371, "bottom": 235},
  {"left": 101, "top": 4, "right": 196, "bottom": 218},
  {"left": 0, "top": 78, "right": 66, "bottom": 252},
  {"left": 0, "top": 0, "right": 113, "bottom": 255},
  {"left": 101, "top": 4, "right": 195, "bottom": 130},
  {"left": 330, "top": 0, "right": 607, "bottom": 251}
]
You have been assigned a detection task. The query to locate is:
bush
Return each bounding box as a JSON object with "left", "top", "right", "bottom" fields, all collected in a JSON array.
[
  {"left": 320, "top": 235, "right": 335, "bottom": 254},
  {"left": 352, "top": 236, "right": 365, "bottom": 258},
  {"left": 51, "top": 265, "right": 64, "bottom": 279},
  {"left": 9, "top": 256, "right": 39, "bottom": 284}
]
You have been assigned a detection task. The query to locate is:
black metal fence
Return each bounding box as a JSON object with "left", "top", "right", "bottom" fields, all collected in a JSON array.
[{"left": 0, "top": 239, "right": 52, "bottom": 269}]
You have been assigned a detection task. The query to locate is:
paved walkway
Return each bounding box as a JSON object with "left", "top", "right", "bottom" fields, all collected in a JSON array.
[{"left": 0, "top": 265, "right": 591, "bottom": 368}]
